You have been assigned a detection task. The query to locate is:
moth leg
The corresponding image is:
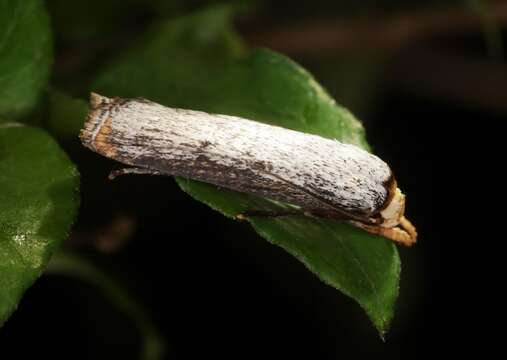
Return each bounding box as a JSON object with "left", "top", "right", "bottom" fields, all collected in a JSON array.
[
  {"left": 235, "top": 210, "right": 306, "bottom": 221},
  {"left": 109, "top": 167, "right": 161, "bottom": 180},
  {"left": 351, "top": 219, "right": 417, "bottom": 247}
]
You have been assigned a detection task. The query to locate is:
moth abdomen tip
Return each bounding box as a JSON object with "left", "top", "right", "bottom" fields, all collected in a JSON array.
[
  {"left": 79, "top": 93, "right": 118, "bottom": 157},
  {"left": 79, "top": 127, "right": 94, "bottom": 146}
]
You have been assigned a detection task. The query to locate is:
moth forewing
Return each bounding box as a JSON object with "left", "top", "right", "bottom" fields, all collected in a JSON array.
[{"left": 80, "top": 93, "right": 417, "bottom": 246}]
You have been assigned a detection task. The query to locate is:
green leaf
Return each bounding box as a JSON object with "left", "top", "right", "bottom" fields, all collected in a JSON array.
[
  {"left": 0, "top": 0, "right": 52, "bottom": 119},
  {"left": 0, "top": 124, "right": 79, "bottom": 326},
  {"left": 91, "top": 5, "right": 400, "bottom": 336},
  {"left": 92, "top": 5, "right": 246, "bottom": 105}
]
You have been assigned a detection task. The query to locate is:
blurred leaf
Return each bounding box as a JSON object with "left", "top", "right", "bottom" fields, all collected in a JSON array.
[
  {"left": 47, "top": 0, "right": 246, "bottom": 44},
  {"left": 91, "top": 5, "right": 400, "bottom": 335},
  {"left": 0, "top": 0, "right": 52, "bottom": 119},
  {"left": 466, "top": 0, "right": 504, "bottom": 61},
  {"left": 299, "top": 53, "right": 391, "bottom": 119},
  {"left": 92, "top": 5, "right": 246, "bottom": 105},
  {"left": 47, "top": 0, "right": 154, "bottom": 43},
  {"left": 47, "top": 90, "right": 88, "bottom": 140},
  {"left": 0, "top": 124, "right": 79, "bottom": 326}
]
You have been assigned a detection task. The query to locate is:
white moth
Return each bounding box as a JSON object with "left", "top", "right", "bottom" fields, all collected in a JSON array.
[{"left": 80, "top": 93, "right": 417, "bottom": 246}]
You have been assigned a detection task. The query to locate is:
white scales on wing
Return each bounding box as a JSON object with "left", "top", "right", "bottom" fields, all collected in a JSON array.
[{"left": 105, "top": 99, "right": 391, "bottom": 213}]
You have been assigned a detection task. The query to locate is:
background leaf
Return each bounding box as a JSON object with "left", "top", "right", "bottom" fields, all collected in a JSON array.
[
  {"left": 47, "top": 90, "right": 88, "bottom": 140},
  {"left": 0, "top": 0, "right": 52, "bottom": 119},
  {"left": 91, "top": 5, "right": 400, "bottom": 335},
  {"left": 0, "top": 124, "right": 79, "bottom": 326}
]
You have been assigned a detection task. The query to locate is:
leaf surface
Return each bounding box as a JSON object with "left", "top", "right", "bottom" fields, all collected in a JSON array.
[
  {"left": 0, "top": 0, "right": 52, "bottom": 118},
  {"left": 0, "top": 125, "right": 79, "bottom": 325}
]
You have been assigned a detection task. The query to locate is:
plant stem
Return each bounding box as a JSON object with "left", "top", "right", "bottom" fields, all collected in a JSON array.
[{"left": 46, "top": 252, "right": 166, "bottom": 360}]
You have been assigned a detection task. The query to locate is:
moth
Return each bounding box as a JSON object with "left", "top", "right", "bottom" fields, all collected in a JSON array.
[{"left": 80, "top": 93, "right": 417, "bottom": 246}]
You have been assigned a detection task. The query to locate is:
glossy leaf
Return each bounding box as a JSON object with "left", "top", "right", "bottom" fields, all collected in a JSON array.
[
  {"left": 91, "top": 5, "right": 400, "bottom": 335},
  {"left": 0, "top": 0, "right": 52, "bottom": 118},
  {"left": 0, "top": 124, "right": 79, "bottom": 326}
]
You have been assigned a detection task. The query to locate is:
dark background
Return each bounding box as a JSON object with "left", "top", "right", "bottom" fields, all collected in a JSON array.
[{"left": 2, "top": 0, "right": 499, "bottom": 358}]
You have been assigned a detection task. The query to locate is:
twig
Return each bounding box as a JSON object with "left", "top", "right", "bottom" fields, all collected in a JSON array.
[
  {"left": 245, "top": 2, "right": 507, "bottom": 55},
  {"left": 388, "top": 46, "right": 507, "bottom": 113}
]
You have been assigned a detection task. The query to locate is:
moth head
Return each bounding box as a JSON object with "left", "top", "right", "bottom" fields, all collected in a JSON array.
[{"left": 380, "top": 187, "right": 405, "bottom": 228}]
